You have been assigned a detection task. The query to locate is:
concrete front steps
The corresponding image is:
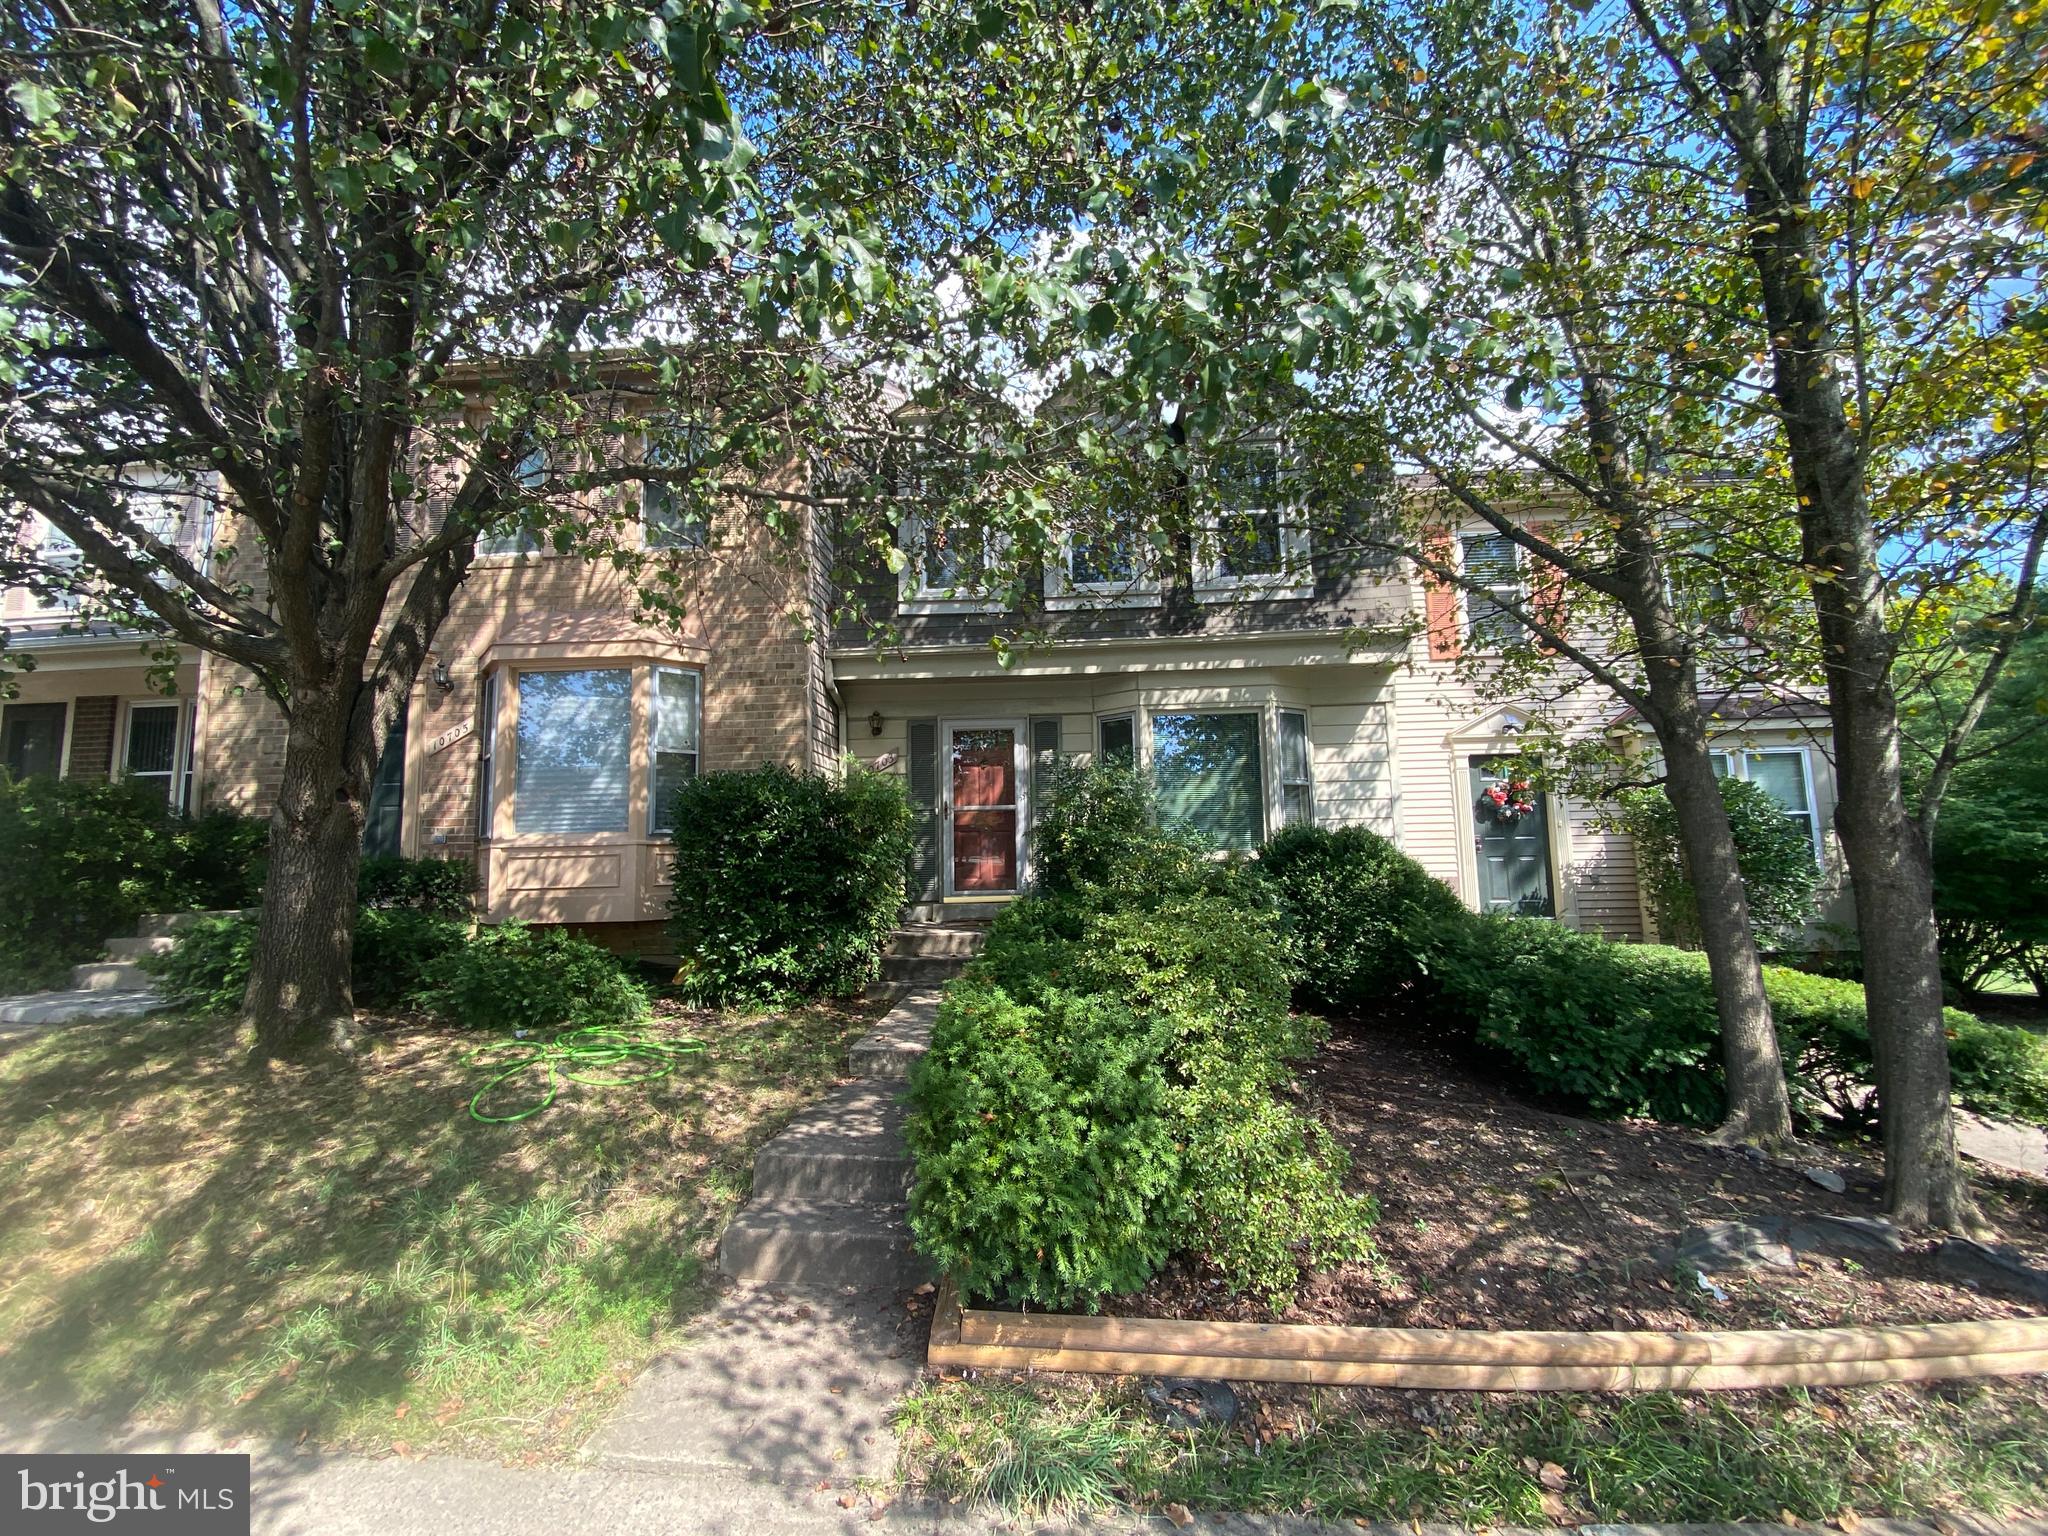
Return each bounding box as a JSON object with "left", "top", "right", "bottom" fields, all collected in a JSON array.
[
  {"left": 717, "top": 925, "right": 983, "bottom": 1289},
  {"left": 0, "top": 910, "right": 230, "bottom": 1030}
]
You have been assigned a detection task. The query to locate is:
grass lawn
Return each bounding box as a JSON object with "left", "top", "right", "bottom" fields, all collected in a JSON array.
[
  {"left": 0, "top": 999, "right": 874, "bottom": 1459},
  {"left": 893, "top": 1375, "right": 2048, "bottom": 1525}
]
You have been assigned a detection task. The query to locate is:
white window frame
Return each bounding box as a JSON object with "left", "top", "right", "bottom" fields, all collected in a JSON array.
[
  {"left": 509, "top": 666, "right": 635, "bottom": 837},
  {"left": 1192, "top": 446, "right": 1312, "bottom": 602},
  {"left": 1459, "top": 531, "right": 1527, "bottom": 649},
  {"left": 648, "top": 666, "right": 703, "bottom": 835},
  {"left": 1095, "top": 712, "right": 1137, "bottom": 766},
  {"left": 1709, "top": 745, "right": 1824, "bottom": 863},
  {"left": 117, "top": 698, "right": 193, "bottom": 812},
  {"left": 1047, "top": 523, "right": 1162, "bottom": 610},
  {"left": 897, "top": 508, "right": 1012, "bottom": 616}
]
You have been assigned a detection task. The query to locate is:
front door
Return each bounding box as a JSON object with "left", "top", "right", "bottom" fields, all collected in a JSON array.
[
  {"left": 945, "top": 722, "right": 1025, "bottom": 895},
  {"left": 1, "top": 702, "right": 67, "bottom": 780},
  {"left": 1469, "top": 757, "right": 1555, "bottom": 916}
]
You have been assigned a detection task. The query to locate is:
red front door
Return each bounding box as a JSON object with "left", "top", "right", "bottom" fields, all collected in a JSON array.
[{"left": 948, "top": 725, "right": 1020, "bottom": 893}]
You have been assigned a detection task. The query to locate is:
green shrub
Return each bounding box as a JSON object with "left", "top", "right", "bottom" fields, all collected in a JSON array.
[
  {"left": 145, "top": 914, "right": 260, "bottom": 1014},
  {"left": 667, "top": 762, "right": 912, "bottom": 1005},
  {"left": 146, "top": 906, "right": 468, "bottom": 1013},
  {"left": 351, "top": 908, "right": 468, "bottom": 1005},
  {"left": 358, "top": 855, "right": 474, "bottom": 915},
  {"left": 415, "top": 923, "right": 651, "bottom": 1031},
  {"left": 1419, "top": 915, "right": 2048, "bottom": 1131},
  {"left": 906, "top": 979, "right": 1183, "bottom": 1309},
  {"left": 1257, "top": 823, "right": 1467, "bottom": 1014},
  {"left": 912, "top": 888, "right": 1375, "bottom": 1310},
  {"left": 1762, "top": 964, "right": 2048, "bottom": 1128},
  {"left": 1424, "top": 915, "right": 1727, "bottom": 1126},
  {"left": 0, "top": 775, "right": 266, "bottom": 991},
  {"left": 1032, "top": 759, "right": 1245, "bottom": 906},
  {"left": 1615, "top": 778, "right": 1821, "bottom": 949}
]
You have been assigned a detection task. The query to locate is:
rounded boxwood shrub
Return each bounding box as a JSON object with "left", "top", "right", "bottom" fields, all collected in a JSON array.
[
  {"left": 667, "top": 762, "right": 913, "bottom": 1005},
  {"left": 911, "top": 887, "right": 1376, "bottom": 1310},
  {"left": 1256, "top": 823, "right": 1467, "bottom": 1015},
  {"left": 1427, "top": 914, "right": 1728, "bottom": 1125},
  {"left": 414, "top": 922, "right": 650, "bottom": 1031},
  {"left": 905, "top": 978, "right": 1183, "bottom": 1310}
]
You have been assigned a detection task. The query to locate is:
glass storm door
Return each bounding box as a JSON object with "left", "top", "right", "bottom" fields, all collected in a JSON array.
[
  {"left": 946, "top": 723, "right": 1023, "bottom": 895},
  {"left": 1469, "top": 757, "right": 1555, "bottom": 916}
]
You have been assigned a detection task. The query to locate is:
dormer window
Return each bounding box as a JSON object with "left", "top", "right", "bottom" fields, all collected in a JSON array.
[{"left": 1193, "top": 444, "right": 1311, "bottom": 601}]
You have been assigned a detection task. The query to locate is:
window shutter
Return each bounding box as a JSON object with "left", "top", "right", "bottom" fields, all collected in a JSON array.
[
  {"left": 906, "top": 718, "right": 942, "bottom": 902},
  {"left": 1527, "top": 524, "right": 1568, "bottom": 650},
  {"left": 1422, "top": 532, "right": 1462, "bottom": 660}
]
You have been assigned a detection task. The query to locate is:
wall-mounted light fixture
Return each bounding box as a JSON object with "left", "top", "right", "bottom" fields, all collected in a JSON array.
[
  {"left": 868, "top": 710, "right": 884, "bottom": 737},
  {"left": 432, "top": 659, "right": 454, "bottom": 693}
]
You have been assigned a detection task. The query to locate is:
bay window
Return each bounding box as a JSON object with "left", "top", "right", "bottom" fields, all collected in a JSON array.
[
  {"left": 1152, "top": 711, "right": 1264, "bottom": 851},
  {"left": 1278, "top": 709, "right": 1314, "bottom": 825},
  {"left": 514, "top": 669, "right": 630, "bottom": 834}
]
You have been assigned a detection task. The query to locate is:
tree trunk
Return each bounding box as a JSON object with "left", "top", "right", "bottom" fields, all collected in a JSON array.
[
  {"left": 243, "top": 680, "right": 372, "bottom": 1060},
  {"left": 1658, "top": 716, "right": 1794, "bottom": 1144},
  {"left": 1715, "top": 13, "right": 1975, "bottom": 1228}
]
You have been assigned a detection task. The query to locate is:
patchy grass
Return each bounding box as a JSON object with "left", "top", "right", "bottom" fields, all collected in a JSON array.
[
  {"left": 893, "top": 1376, "right": 2048, "bottom": 1524},
  {"left": 0, "top": 1000, "right": 873, "bottom": 1458}
]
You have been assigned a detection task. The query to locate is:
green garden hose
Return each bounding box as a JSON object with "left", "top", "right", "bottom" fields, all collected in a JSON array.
[{"left": 463, "top": 1024, "right": 705, "bottom": 1123}]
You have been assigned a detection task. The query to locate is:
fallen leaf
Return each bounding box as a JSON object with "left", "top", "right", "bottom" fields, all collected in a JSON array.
[
  {"left": 391, "top": 1441, "right": 413, "bottom": 1460},
  {"left": 1539, "top": 1462, "right": 1568, "bottom": 1490},
  {"left": 393, "top": 1403, "right": 410, "bottom": 1421},
  {"left": 913, "top": 1282, "right": 936, "bottom": 1296},
  {"left": 1837, "top": 1511, "right": 1862, "bottom": 1533},
  {"left": 1541, "top": 1490, "right": 1570, "bottom": 1524},
  {"left": 1165, "top": 1503, "right": 1194, "bottom": 1528},
  {"left": 838, "top": 1495, "right": 858, "bottom": 1509},
  {"left": 1781, "top": 1512, "right": 1802, "bottom": 1527},
  {"left": 829, "top": 1385, "right": 844, "bottom": 1395}
]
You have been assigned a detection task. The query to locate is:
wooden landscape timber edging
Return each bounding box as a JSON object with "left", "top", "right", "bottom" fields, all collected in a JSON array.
[{"left": 927, "top": 1277, "right": 2048, "bottom": 1392}]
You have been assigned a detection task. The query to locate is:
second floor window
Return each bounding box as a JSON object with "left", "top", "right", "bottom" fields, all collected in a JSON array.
[
  {"left": 642, "top": 424, "right": 712, "bottom": 551},
  {"left": 899, "top": 510, "right": 1008, "bottom": 612},
  {"left": 1461, "top": 532, "right": 1525, "bottom": 647},
  {"left": 1194, "top": 445, "right": 1311, "bottom": 600},
  {"left": 480, "top": 448, "right": 550, "bottom": 557}
]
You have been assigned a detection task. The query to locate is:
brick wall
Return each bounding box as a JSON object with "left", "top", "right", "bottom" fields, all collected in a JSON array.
[{"left": 64, "top": 696, "right": 116, "bottom": 779}]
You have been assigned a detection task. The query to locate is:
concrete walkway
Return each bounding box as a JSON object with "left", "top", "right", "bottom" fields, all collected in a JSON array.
[
  {"left": 1958, "top": 1110, "right": 2048, "bottom": 1179},
  {"left": 0, "top": 986, "right": 161, "bottom": 1034},
  {"left": 585, "top": 1281, "right": 926, "bottom": 1485}
]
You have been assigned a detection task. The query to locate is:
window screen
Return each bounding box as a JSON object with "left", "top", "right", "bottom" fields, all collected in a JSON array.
[{"left": 515, "top": 669, "right": 630, "bottom": 834}]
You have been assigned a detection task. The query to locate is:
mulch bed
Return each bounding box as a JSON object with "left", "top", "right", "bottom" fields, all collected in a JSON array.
[{"left": 1097, "top": 1017, "right": 2048, "bottom": 1334}]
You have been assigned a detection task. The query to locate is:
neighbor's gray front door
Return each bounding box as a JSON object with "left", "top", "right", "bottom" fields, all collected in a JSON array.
[{"left": 1468, "top": 757, "right": 1555, "bottom": 916}]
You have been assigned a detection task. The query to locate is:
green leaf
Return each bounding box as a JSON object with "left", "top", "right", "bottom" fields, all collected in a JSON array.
[{"left": 7, "top": 81, "right": 60, "bottom": 126}]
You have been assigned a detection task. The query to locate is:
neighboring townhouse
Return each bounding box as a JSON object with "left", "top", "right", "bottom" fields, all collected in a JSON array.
[
  {"left": 1, "top": 448, "right": 1849, "bottom": 953},
  {"left": 0, "top": 480, "right": 210, "bottom": 808}
]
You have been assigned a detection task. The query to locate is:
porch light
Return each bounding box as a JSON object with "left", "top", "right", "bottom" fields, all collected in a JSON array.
[{"left": 868, "top": 710, "right": 884, "bottom": 737}]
